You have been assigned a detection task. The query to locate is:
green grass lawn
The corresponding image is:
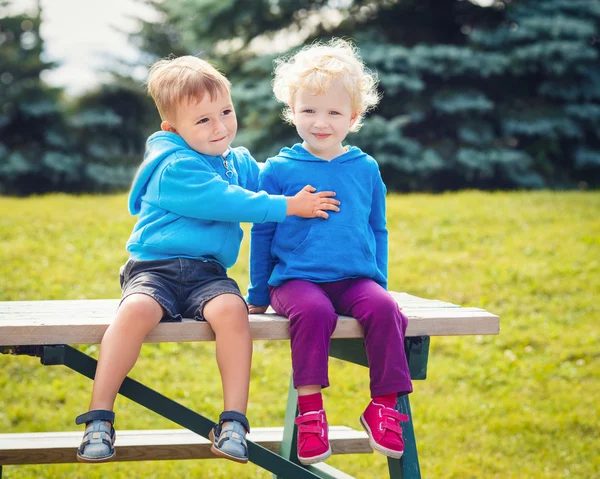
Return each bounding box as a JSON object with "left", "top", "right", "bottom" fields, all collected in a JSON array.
[{"left": 0, "top": 191, "right": 598, "bottom": 479}]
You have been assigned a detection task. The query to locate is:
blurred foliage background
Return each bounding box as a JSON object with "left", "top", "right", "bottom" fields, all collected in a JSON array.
[{"left": 1, "top": 0, "right": 600, "bottom": 195}]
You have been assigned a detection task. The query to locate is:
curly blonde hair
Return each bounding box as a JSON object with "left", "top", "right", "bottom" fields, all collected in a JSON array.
[
  {"left": 272, "top": 38, "right": 380, "bottom": 132},
  {"left": 146, "top": 55, "right": 231, "bottom": 121}
]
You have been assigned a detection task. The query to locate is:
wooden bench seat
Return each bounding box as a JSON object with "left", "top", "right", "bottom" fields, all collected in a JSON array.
[
  {"left": 0, "top": 426, "right": 371, "bottom": 465},
  {"left": 0, "top": 293, "right": 499, "bottom": 346}
]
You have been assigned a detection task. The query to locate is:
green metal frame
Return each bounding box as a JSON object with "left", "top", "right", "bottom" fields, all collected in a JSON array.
[{"left": 0, "top": 336, "right": 429, "bottom": 479}]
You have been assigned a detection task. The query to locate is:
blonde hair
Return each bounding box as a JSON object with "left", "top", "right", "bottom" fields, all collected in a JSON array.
[
  {"left": 272, "top": 38, "right": 380, "bottom": 131},
  {"left": 146, "top": 55, "right": 231, "bottom": 121}
]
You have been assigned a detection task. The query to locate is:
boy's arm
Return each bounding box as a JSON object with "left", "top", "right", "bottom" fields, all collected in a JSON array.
[
  {"left": 369, "top": 168, "right": 389, "bottom": 289},
  {"left": 247, "top": 161, "right": 280, "bottom": 307},
  {"left": 154, "top": 155, "right": 339, "bottom": 223},
  {"left": 155, "top": 156, "right": 287, "bottom": 223}
]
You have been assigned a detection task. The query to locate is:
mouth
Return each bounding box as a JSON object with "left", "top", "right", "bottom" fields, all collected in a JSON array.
[
  {"left": 312, "top": 133, "right": 331, "bottom": 139},
  {"left": 211, "top": 136, "right": 227, "bottom": 143}
]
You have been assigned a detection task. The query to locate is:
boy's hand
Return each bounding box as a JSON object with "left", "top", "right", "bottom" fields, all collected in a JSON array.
[
  {"left": 286, "top": 185, "right": 340, "bottom": 219},
  {"left": 248, "top": 304, "right": 269, "bottom": 314}
]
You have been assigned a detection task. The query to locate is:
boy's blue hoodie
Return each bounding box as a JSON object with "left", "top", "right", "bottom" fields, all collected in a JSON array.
[
  {"left": 126, "top": 131, "right": 287, "bottom": 268},
  {"left": 247, "top": 144, "right": 388, "bottom": 306}
]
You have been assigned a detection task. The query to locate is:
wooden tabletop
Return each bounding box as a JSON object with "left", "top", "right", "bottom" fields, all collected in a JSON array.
[{"left": 0, "top": 292, "right": 499, "bottom": 346}]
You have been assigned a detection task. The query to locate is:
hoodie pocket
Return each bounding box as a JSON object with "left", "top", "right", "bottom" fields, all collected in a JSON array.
[{"left": 291, "top": 225, "right": 373, "bottom": 262}]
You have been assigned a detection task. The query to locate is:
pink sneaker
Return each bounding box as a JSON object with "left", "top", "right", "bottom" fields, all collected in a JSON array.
[
  {"left": 295, "top": 409, "right": 332, "bottom": 465},
  {"left": 360, "top": 400, "right": 408, "bottom": 459}
]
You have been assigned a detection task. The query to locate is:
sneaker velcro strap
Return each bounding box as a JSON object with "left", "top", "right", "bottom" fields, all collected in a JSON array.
[
  {"left": 218, "top": 410, "right": 250, "bottom": 433},
  {"left": 382, "top": 421, "right": 403, "bottom": 434},
  {"left": 382, "top": 408, "right": 408, "bottom": 422},
  {"left": 297, "top": 424, "right": 322, "bottom": 434},
  {"left": 80, "top": 430, "right": 113, "bottom": 447},
  {"left": 295, "top": 412, "right": 324, "bottom": 425},
  {"left": 75, "top": 409, "right": 115, "bottom": 425}
]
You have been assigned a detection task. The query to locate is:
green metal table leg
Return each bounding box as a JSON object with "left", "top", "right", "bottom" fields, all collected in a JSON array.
[
  {"left": 41, "top": 345, "right": 322, "bottom": 479},
  {"left": 329, "top": 338, "right": 368, "bottom": 367},
  {"left": 387, "top": 395, "right": 420, "bottom": 478},
  {"left": 405, "top": 337, "right": 429, "bottom": 381},
  {"left": 275, "top": 375, "right": 300, "bottom": 479}
]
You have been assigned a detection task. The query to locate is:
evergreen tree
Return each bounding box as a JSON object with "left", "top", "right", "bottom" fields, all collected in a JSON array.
[
  {"left": 66, "top": 78, "right": 157, "bottom": 192},
  {"left": 136, "top": 0, "right": 600, "bottom": 190},
  {"left": 0, "top": 1, "right": 74, "bottom": 195}
]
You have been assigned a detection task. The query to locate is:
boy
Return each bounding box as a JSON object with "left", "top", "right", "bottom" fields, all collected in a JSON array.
[{"left": 75, "top": 55, "right": 340, "bottom": 465}]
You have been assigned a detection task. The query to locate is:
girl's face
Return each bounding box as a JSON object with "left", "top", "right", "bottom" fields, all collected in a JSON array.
[{"left": 291, "top": 79, "right": 358, "bottom": 161}]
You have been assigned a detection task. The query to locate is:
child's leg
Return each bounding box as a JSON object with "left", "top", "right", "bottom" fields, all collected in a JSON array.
[
  {"left": 270, "top": 279, "right": 338, "bottom": 391},
  {"left": 200, "top": 293, "right": 251, "bottom": 463},
  {"left": 77, "top": 293, "right": 163, "bottom": 462},
  {"left": 202, "top": 293, "right": 252, "bottom": 414},
  {"left": 180, "top": 260, "right": 252, "bottom": 463},
  {"left": 270, "top": 280, "right": 336, "bottom": 464},
  {"left": 89, "top": 293, "right": 164, "bottom": 410},
  {"left": 330, "top": 278, "right": 411, "bottom": 458},
  {"left": 331, "top": 278, "right": 412, "bottom": 397}
]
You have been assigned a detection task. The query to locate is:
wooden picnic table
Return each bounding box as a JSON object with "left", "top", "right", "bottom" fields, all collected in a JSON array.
[{"left": 0, "top": 292, "right": 499, "bottom": 479}]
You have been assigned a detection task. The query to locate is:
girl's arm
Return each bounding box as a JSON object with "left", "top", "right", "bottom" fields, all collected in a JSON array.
[
  {"left": 247, "top": 161, "right": 282, "bottom": 307},
  {"left": 369, "top": 168, "right": 389, "bottom": 289}
]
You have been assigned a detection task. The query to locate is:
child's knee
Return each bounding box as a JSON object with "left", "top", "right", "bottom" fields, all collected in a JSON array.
[
  {"left": 118, "top": 293, "right": 164, "bottom": 321},
  {"left": 203, "top": 293, "right": 248, "bottom": 325},
  {"left": 291, "top": 302, "right": 336, "bottom": 330},
  {"left": 370, "top": 294, "right": 403, "bottom": 322}
]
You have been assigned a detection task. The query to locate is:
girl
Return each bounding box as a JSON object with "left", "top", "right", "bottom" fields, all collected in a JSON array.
[{"left": 247, "top": 38, "right": 413, "bottom": 465}]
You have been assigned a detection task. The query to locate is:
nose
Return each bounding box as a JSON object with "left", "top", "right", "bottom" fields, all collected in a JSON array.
[
  {"left": 314, "top": 116, "right": 327, "bottom": 129},
  {"left": 213, "top": 120, "right": 226, "bottom": 135}
]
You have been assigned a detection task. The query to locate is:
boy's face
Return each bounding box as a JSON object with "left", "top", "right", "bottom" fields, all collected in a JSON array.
[
  {"left": 162, "top": 90, "right": 237, "bottom": 156},
  {"left": 291, "top": 79, "right": 358, "bottom": 160}
]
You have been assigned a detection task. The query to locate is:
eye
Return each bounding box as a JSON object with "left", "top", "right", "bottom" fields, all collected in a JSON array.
[
  {"left": 196, "top": 118, "right": 209, "bottom": 125},
  {"left": 222, "top": 109, "right": 233, "bottom": 116},
  {"left": 302, "top": 109, "right": 314, "bottom": 114},
  {"left": 329, "top": 111, "right": 341, "bottom": 116}
]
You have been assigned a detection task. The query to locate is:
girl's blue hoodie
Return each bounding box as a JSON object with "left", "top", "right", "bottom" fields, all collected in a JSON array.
[
  {"left": 247, "top": 144, "right": 388, "bottom": 306},
  {"left": 126, "top": 131, "right": 287, "bottom": 268}
]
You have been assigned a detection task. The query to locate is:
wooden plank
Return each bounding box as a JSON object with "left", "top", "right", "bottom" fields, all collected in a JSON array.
[
  {"left": 0, "top": 297, "right": 499, "bottom": 346},
  {"left": 0, "top": 427, "right": 371, "bottom": 466}
]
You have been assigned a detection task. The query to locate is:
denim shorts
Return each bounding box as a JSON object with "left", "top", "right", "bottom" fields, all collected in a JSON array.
[{"left": 119, "top": 258, "right": 246, "bottom": 321}]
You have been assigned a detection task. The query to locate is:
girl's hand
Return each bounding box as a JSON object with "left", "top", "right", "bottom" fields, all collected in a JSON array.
[{"left": 248, "top": 304, "right": 269, "bottom": 314}]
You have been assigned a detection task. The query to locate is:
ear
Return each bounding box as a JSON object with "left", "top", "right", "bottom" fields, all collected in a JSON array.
[
  {"left": 161, "top": 120, "right": 177, "bottom": 133},
  {"left": 349, "top": 112, "right": 360, "bottom": 129}
]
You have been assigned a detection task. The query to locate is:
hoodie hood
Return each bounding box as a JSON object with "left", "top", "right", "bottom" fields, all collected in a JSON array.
[
  {"left": 277, "top": 143, "right": 367, "bottom": 163},
  {"left": 129, "top": 131, "right": 218, "bottom": 215}
]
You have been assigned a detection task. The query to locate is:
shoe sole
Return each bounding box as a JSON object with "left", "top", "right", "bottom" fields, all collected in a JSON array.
[
  {"left": 208, "top": 428, "right": 249, "bottom": 464},
  {"left": 298, "top": 445, "right": 332, "bottom": 465},
  {"left": 76, "top": 451, "right": 116, "bottom": 463},
  {"left": 359, "top": 414, "right": 404, "bottom": 459},
  {"left": 76, "top": 433, "right": 116, "bottom": 463}
]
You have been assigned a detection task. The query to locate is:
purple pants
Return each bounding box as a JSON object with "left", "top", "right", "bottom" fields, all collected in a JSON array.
[{"left": 270, "top": 278, "right": 413, "bottom": 397}]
